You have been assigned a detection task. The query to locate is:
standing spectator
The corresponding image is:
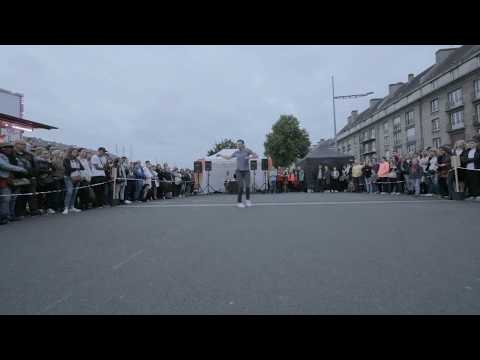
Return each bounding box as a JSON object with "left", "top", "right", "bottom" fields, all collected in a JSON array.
[
  {"left": 323, "top": 165, "right": 332, "bottom": 193},
  {"left": 14, "top": 139, "right": 41, "bottom": 217},
  {"left": 317, "top": 165, "right": 323, "bottom": 192},
  {"left": 331, "top": 166, "right": 340, "bottom": 192},
  {"left": 408, "top": 158, "right": 423, "bottom": 196},
  {"left": 269, "top": 167, "right": 277, "bottom": 194},
  {"left": 116, "top": 157, "right": 131, "bottom": 204},
  {"left": 461, "top": 137, "right": 480, "bottom": 200},
  {"left": 351, "top": 161, "right": 364, "bottom": 193},
  {"left": 362, "top": 160, "right": 373, "bottom": 193},
  {"left": 298, "top": 167, "right": 305, "bottom": 192},
  {"left": 133, "top": 161, "right": 146, "bottom": 201},
  {"left": 77, "top": 148, "right": 93, "bottom": 211},
  {"left": 90, "top": 147, "right": 109, "bottom": 208},
  {"left": 387, "top": 160, "right": 400, "bottom": 195},
  {"left": 437, "top": 146, "right": 451, "bottom": 198},
  {"left": 377, "top": 157, "right": 390, "bottom": 194},
  {"left": 50, "top": 150, "right": 66, "bottom": 212},
  {"left": 449, "top": 140, "right": 468, "bottom": 197},
  {"left": 371, "top": 158, "right": 379, "bottom": 193},
  {"left": 426, "top": 149, "right": 439, "bottom": 196},
  {"left": 0, "top": 143, "right": 28, "bottom": 225},
  {"left": 36, "top": 150, "right": 57, "bottom": 214},
  {"left": 62, "top": 148, "right": 83, "bottom": 215}
]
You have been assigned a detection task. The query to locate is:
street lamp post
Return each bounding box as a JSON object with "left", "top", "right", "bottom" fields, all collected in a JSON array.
[{"left": 331, "top": 75, "right": 374, "bottom": 148}]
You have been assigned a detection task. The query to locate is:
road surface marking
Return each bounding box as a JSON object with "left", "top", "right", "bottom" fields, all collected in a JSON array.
[
  {"left": 39, "top": 294, "right": 72, "bottom": 314},
  {"left": 125, "top": 200, "right": 443, "bottom": 209},
  {"left": 112, "top": 249, "right": 145, "bottom": 271}
]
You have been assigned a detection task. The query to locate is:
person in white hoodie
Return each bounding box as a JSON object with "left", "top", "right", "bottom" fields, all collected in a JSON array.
[
  {"left": 142, "top": 161, "right": 153, "bottom": 201},
  {"left": 77, "top": 148, "right": 93, "bottom": 210}
]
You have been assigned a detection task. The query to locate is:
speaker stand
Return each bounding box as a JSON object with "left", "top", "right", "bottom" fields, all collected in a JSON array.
[
  {"left": 205, "top": 170, "right": 216, "bottom": 195},
  {"left": 196, "top": 172, "right": 205, "bottom": 194}
]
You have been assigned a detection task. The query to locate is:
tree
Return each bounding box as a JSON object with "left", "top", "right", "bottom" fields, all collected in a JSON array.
[
  {"left": 207, "top": 138, "right": 237, "bottom": 156},
  {"left": 264, "top": 115, "right": 311, "bottom": 168}
]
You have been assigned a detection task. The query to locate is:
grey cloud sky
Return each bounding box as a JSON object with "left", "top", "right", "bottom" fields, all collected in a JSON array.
[{"left": 0, "top": 45, "right": 449, "bottom": 168}]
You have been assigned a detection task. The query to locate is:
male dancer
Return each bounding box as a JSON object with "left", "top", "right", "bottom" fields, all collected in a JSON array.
[{"left": 217, "top": 139, "right": 258, "bottom": 208}]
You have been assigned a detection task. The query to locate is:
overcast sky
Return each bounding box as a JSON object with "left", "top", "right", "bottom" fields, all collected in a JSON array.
[{"left": 0, "top": 45, "right": 450, "bottom": 168}]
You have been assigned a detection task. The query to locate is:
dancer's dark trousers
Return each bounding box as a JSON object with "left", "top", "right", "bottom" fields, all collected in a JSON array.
[{"left": 236, "top": 170, "right": 251, "bottom": 203}]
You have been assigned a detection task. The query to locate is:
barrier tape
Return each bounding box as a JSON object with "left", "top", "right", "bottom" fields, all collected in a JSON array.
[{"left": 0, "top": 178, "right": 195, "bottom": 197}]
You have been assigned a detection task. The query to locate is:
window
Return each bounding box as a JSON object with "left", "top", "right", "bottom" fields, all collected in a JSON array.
[
  {"left": 432, "top": 118, "right": 440, "bottom": 132},
  {"left": 448, "top": 88, "right": 463, "bottom": 107},
  {"left": 405, "top": 111, "right": 414, "bottom": 126},
  {"left": 370, "top": 128, "right": 375, "bottom": 139},
  {"left": 394, "top": 132, "right": 402, "bottom": 145},
  {"left": 406, "top": 127, "right": 416, "bottom": 141},
  {"left": 372, "top": 142, "right": 376, "bottom": 152},
  {"left": 475, "top": 79, "right": 480, "bottom": 98},
  {"left": 347, "top": 143, "right": 351, "bottom": 152},
  {"left": 385, "top": 150, "right": 390, "bottom": 159},
  {"left": 450, "top": 110, "right": 464, "bottom": 130},
  {"left": 432, "top": 138, "right": 441, "bottom": 149},
  {"left": 383, "top": 121, "right": 389, "bottom": 133},
  {"left": 407, "top": 144, "right": 416, "bottom": 153},
  {"left": 384, "top": 135, "right": 390, "bottom": 145},
  {"left": 364, "top": 130, "right": 369, "bottom": 140},
  {"left": 393, "top": 116, "right": 401, "bottom": 131},
  {"left": 342, "top": 146, "right": 345, "bottom": 153},
  {"left": 475, "top": 104, "right": 480, "bottom": 124},
  {"left": 431, "top": 98, "right": 439, "bottom": 113}
]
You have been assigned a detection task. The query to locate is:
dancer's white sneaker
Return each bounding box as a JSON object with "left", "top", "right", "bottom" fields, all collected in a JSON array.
[
  {"left": 245, "top": 200, "right": 252, "bottom": 207},
  {"left": 237, "top": 203, "right": 246, "bottom": 208}
]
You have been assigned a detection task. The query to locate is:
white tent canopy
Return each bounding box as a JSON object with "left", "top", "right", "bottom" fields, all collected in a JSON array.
[{"left": 197, "top": 149, "right": 267, "bottom": 193}]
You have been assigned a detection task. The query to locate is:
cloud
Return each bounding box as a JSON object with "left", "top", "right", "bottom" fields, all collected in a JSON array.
[{"left": 0, "top": 45, "right": 448, "bottom": 167}]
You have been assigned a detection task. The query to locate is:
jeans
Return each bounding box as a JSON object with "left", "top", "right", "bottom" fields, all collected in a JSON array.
[
  {"left": 410, "top": 178, "right": 421, "bottom": 195},
  {"left": 426, "top": 173, "right": 438, "bottom": 194},
  {"left": 64, "top": 176, "right": 79, "bottom": 210},
  {"left": 236, "top": 170, "right": 251, "bottom": 203},
  {"left": 365, "top": 177, "right": 373, "bottom": 193},
  {"left": 0, "top": 187, "right": 11, "bottom": 220},
  {"left": 134, "top": 179, "right": 145, "bottom": 201}
]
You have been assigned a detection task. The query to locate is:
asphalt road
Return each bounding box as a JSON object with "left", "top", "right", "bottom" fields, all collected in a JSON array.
[{"left": 1, "top": 192, "right": 480, "bottom": 314}]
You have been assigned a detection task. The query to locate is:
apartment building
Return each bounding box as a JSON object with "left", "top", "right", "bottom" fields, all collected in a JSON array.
[{"left": 336, "top": 45, "right": 480, "bottom": 161}]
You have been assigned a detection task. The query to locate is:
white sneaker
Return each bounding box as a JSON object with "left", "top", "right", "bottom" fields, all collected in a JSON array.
[
  {"left": 62, "top": 209, "right": 68, "bottom": 215},
  {"left": 245, "top": 200, "right": 252, "bottom": 207},
  {"left": 47, "top": 209, "right": 56, "bottom": 215},
  {"left": 124, "top": 200, "right": 132, "bottom": 204},
  {"left": 70, "top": 208, "right": 82, "bottom": 213},
  {"left": 237, "top": 203, "right": 246, "bottom": 208}
]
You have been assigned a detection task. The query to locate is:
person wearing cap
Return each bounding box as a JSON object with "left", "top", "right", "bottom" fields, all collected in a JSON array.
[
  {"left": 90, "top": 147, "right": 109, "bottom": 208},
  {"left": 0, "top": 143, "right": 28, "bottom": 225},
  {"left": 460, "top": 137, "right": 480, "bottom": 200}
]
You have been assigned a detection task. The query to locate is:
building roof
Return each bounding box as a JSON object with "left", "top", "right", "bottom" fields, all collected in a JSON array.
[
  {"left": 337, "top": 45, "right": 480, "bottom": 137},
  {"left": 301, "top": 138, "right": 350, "bottom": 160},
  {"left": 0, "top": 112, "right": 58, "bottom": 130}
]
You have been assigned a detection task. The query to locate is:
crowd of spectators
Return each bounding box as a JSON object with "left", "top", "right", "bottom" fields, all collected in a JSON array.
[
  {"left": 0, "top": 139, "right": 195, "bottom": 226},
  {"left": 308, "top": 136, "right": 480, "bottom": 199}
]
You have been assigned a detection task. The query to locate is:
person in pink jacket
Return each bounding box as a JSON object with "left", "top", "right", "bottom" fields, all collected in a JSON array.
[{"left": 377, "top": 157, "right": 390, "bottom": 194}]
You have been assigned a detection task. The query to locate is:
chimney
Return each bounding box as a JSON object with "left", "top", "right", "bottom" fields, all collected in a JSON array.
[
  {"left": 388, "top": 82, "right": 404, "bottom": 95},
  {"left": 435, "top": 48, "right": 457, "bottom": 64},
  {"left": 369, "top": 98, "right": 382, "bottom": 108},
  {"left": 408, "top": 73, "right": 414, "bottom": 82},
  {"left": 351, "top": 110, "right": 358, "bottom": 119}
]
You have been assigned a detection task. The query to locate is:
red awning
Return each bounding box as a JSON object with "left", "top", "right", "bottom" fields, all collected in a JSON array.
[{"left": 0, "top": 112, "right": 58, "bottom": 130}]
